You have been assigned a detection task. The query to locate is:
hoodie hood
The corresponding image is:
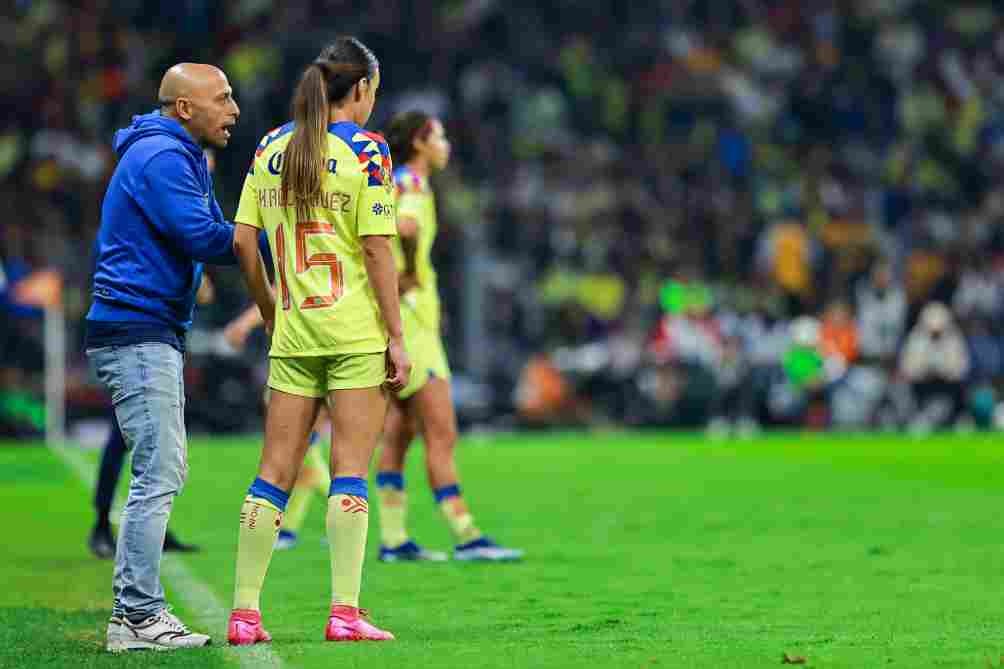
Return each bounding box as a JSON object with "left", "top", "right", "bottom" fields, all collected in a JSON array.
[{"left": 112, "top": 111, "right": 201, "bottom": 159}]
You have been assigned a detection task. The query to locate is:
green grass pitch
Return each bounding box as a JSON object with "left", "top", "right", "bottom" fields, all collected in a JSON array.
[{"left": 2, "top": 431, "right": 1003, "bottom": 668}]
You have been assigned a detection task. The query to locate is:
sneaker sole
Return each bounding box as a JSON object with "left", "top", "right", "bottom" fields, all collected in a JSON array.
[
  {"left": 107, "top": 638, "right": 211, "bottom": 652},
  {"left": 325, "top": 634, "right": 394, "bottom": 642},
  {"left": 228, "top": 638, "right": 271, "bottom": 646}
]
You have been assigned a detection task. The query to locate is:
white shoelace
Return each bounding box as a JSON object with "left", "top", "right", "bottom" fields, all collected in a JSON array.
[{"left": 157, "top": 608, "right": 192, "bottom": 635}]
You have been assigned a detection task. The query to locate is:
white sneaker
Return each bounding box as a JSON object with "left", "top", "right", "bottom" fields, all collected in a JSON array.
[{"left": 106, "top": 608, "right": 211, "bottom": 652}]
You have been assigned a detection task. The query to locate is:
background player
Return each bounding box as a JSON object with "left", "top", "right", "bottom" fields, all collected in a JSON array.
[
  {"left": 376, "top": 112, "right": 523, "bottom": 562},
  {"left": 227, "top": 36, "right": 409, "bottom": 645}
]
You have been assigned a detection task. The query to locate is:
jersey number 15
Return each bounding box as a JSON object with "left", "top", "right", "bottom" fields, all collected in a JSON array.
[{"left": 275, "top": 221, "right": 344, "bottom": 310}]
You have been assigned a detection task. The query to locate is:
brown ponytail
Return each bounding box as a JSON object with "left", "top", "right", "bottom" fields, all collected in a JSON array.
[
  {"left": 282, "top": 63, "right": 329, "bottom": 223},
  {"left": 281, "top": 36, "right": 379, "bottom": 223}
]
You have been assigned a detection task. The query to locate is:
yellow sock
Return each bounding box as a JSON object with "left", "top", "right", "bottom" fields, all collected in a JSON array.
[
  {"left": 327, "top": 478, "right": 370, "bottom": 607},
  {"left": 435, "top": 485, "right": 483, "bottom": 545},
  {"left": 233, "top": 490, "right": 285, "bottom": 611},
  {"left": 375, "top": 471, "right": 408, "bottom": 548},
  {"left": 282, "top": 486, "right": 313, "bottom": 534}
]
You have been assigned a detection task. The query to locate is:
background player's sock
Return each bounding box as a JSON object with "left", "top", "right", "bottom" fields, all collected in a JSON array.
[
  {"left": 327, "top": 477, "right": 369, "bottom": 607},
  {"left": 233, "top": 478, "right": 288, "bottom": 611},
  {"left": 435, "top": 484, "right": 483, "bottom": 545},
  {"left": 375, "top": 471, "right": 409, "bottom": 548}
]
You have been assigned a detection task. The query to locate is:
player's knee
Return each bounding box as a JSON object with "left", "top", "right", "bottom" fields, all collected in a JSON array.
[
  {"left": 380, "top": 440, "right": 407, "bottom": 467},
  {"left": 425, "top": 422, "right": 458, "bottom": 455},
  {"left": 257, "top": 457, "right": 298, "bottom": 491},
  {"left": 424, "top": 437, "right": 456, "bottom": 470}
]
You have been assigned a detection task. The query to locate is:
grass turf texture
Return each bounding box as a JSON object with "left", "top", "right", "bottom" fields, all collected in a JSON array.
[{"left": 1, "top": 431, "right": 1003, "bottom": 668}]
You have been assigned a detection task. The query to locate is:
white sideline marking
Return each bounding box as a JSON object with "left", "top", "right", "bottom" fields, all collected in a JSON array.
[{"left": 49, "top": 442, "right": 285, "bottom": 668}]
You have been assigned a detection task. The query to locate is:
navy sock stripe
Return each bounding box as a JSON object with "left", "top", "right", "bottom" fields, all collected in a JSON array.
[
  {"left": 434, "top": 484, "right": 461, "bottom": 503},
  {"left": 376, "top": 471, "right": 404, "bottom": 490},
  {"left": 330, "top": 476, "right": 368, "bottom": 499},
  {"left": 248, "top": 477, "right": 289, "bottom": 511}
]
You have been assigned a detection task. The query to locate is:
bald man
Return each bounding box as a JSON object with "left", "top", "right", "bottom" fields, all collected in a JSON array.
[{"left": 87, "top": 64, "right": 244, "bottom": 651}]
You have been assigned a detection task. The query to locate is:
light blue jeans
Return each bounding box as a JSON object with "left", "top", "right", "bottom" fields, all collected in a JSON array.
[{"left": 87, "top": 342, "right": 188, "bottom": 619}]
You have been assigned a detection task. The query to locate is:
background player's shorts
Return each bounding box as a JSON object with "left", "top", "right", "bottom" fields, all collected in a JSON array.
[
  {"left": 269, "top": 352, "right": 386, "bottom": 398},
  {"left": 398, "top": 307, "right": 451, "bottom": 400}
]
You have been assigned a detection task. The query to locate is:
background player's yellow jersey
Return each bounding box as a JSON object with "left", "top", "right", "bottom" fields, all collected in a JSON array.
[
  {"left": 392, "top": 165, "right": 441, "bottom": 331},
  {"left": 236, "top": 121, "right": 397, "bottom": 357}
]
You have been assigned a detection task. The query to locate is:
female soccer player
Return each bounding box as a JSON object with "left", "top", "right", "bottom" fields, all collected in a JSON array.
[
  {"left": 227, "top": 36, "right": 410, "bottom": 644},
  {"left": 375, "top": 111, "right": 523, "bottom": 562}
]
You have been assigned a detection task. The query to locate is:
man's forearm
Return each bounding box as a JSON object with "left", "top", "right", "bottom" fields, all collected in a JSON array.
[{"left": 363, "top": 235, "right": 404, "bottom": 339}]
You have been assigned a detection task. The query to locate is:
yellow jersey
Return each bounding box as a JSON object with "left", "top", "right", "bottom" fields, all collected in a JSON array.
[
  {"left": 391, "top": 165, "right": 441, "bottom": 331},
  {"left": 235, "top": 121, "right": 397, "bottom": 357}
]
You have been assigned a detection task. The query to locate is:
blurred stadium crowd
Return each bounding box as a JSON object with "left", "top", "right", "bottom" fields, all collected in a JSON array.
[{"left": 2, "top": 0, "right": 1004, "bottom": 436}]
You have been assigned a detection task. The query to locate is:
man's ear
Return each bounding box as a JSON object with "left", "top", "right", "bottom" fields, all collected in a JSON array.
[{"left": 176, "top": 98, "right": 193, "bottom": 121}]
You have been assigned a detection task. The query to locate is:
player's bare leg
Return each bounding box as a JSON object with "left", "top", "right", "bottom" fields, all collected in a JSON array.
[
  {"left": 415, "top": 378, "right": 461, "bottom": 489},
  {"left": 324, "top": 386, "right": 394, "bottom": 641},
  {"left": 379, "top": 399, "right": 414, "bottom": 472},
  {"left": 278, "top": 411, "right": 331, "bottom": 549},
  {"left": 229, "top": 390, "right": 320, "bottom": 645},
  {"left": 258, "top": 391, "right": 321, "bottom": 490},
  {"left": 415, "top": 377, "right": 524, "bottom": 562},
  {"left": 375, "top": 400, "right": 446, "bottom": 560}
]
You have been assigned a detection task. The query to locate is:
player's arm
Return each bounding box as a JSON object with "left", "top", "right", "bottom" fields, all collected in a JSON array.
[
  {"left": 223, "top": 303, "right": 265, "bottom": 351},
  {"left": 363, "top": 234, "right": 409, "bottom": 390},
  {"left": 234, "top": 224, "right": 274, "bottom": 335},
  {"left": 232, "top": 164, "right": 275, "bottom": 334},
  {"left": 358, "top": 145, "right": 410, "bottom": 390},
  {"left": 397, "top": 215, "right": 420, "bottom": 295}
]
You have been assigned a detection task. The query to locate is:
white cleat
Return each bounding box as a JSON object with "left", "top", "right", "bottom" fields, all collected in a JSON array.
[{"left": 106, "top": 608, "right": 211, "bottom": 652}]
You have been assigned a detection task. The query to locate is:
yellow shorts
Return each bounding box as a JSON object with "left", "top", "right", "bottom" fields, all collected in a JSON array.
[
  {"left": 398, "top": 307, "right": 451, "bottom": 400},
  {"left": 268, "top": 352, "right": 386, "bottom": 398}
]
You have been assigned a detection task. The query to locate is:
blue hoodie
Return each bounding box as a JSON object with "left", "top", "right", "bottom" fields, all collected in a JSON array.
[{"left": 86, "top": 111, "right": 236, "bottom": 351}]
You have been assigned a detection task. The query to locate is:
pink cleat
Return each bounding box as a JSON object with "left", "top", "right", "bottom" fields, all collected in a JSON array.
[
  {"left": 228, "top": 609, "right": 272, "bottom": 646},
  {"left": 325, "top": 605, "right": 395, "bottom": 642}
]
